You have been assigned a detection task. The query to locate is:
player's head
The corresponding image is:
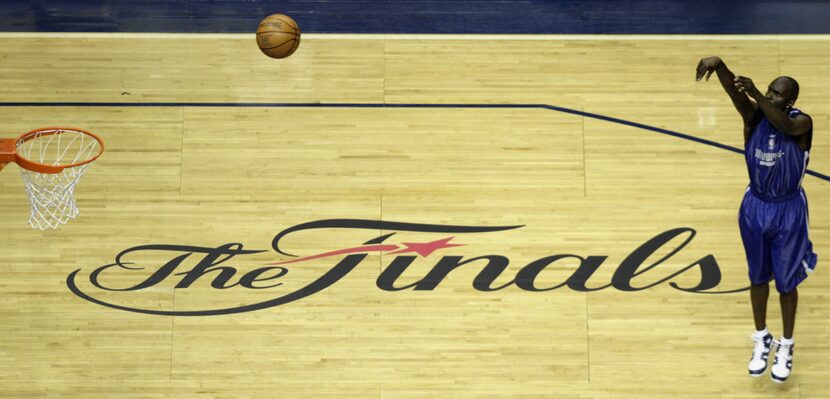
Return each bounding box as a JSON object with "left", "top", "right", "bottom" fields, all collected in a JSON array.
[{"left": 766, "top": 76, "right": 799, "bottom": 111}]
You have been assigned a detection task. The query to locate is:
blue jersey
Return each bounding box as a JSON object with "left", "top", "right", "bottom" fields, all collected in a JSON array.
[{"left": 745, "top": 108, "right": 812, "bottom": 201}]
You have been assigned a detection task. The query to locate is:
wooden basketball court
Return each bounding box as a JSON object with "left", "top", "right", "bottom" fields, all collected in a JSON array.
[{"left": 1, "top": 33, "right": 828, "bottom": 397}]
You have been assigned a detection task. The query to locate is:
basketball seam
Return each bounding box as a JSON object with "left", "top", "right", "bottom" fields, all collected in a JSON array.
[
  {"left": 256, "top": 31, "right": 300, "bottom": 36},
  {"left": 260, "top": 39, "right": 296, "bottom": 51},
  {"left": 258, "top": 16, "right": 299, "bottom": 31},
  {"left": 287, "top": 37, "right": 300, "bottom": 55},
  {"left": 268, "top": 16, "right": 299, "bottom": 30}
]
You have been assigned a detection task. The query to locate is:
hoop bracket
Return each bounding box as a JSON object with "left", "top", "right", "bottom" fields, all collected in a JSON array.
[{"left": 0, "top": 138, "right": 14, "bottom": 163}]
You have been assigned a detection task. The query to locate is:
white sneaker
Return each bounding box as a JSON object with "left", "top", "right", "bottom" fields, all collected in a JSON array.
[
  {"left": 748, "top": 333, "right": 774, "bottom": 377},
  {"left": 771, "top": 340, "right": 794, "bottom": 383}
]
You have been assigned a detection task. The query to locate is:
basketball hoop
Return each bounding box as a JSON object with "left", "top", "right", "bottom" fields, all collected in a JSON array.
[{"left": 0, "top": 127, "right": 104, "bottom": 230}]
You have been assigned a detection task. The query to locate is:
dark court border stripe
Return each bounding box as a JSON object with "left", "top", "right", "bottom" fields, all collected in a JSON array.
[{"left": 2, "top": 101, "right": 828, "bottom": 182}]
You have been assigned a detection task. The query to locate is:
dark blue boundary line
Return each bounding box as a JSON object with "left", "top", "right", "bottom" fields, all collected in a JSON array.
[
  {"left": 4, "top": 0, "right": 830, "bottom": 34},
  {"left": 2, "top": 101, "right": 828, "bottom": 182}
]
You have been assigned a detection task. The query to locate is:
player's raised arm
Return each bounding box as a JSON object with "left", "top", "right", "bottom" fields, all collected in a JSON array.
[
  {"left": 734, "top": 75, "right": 812, "bottom": 138},
  {"left": 696, "top": 56, "right": 757, "bottom": 124}
]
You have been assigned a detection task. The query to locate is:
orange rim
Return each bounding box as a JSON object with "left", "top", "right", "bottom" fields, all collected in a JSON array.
[{"left": 7, "top": 127, "right": 105, "bottom": 174}]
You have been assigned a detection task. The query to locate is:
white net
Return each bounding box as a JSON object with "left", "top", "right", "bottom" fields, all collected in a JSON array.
[{"left": 16, "top": 129, "right": 102, "bottom": 230}]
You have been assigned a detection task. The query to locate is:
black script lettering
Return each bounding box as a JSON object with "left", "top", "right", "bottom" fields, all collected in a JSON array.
[
  {"left": 515, "top": 255, "right": 610, "bottom": 292},
  {"left": 174, "top": 243, "right": 256, "bottom": 289},
  {"left": 472, "top": 256, "right": 513, "bottom": 291},
  {"left": 67, "top": 220, "right": 746, "bottom": 317},
  {"left": 376, "top": 256, "right": 419, "bottom": 291},
  {"left": 376, "top": 255, "right": 512, "bottom": 291},
  {"left": 417, "top": 255, "right": 508, "bottom": 290},
  {"left": 272, "top": 219, "right": 523, "bottom": 256},
  {"left": 239, "top": 267, "right": 289, "bottom": 289},
  {"left": 67, "top": 254, "right": 368, "bottom": 316},
  {"left": 670, "top": 254, "right": 749, "bottom": 294},
  {"left": 612, "top": 228, "right": 745, "bottom": 293},
  {"left": 89, "top": 244, "right": 266, "bottom": 291}
]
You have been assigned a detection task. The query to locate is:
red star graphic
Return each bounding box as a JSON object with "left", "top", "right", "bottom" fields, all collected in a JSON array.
[{"left": 388, "top": 236, "right": 465, "bottom": 257}]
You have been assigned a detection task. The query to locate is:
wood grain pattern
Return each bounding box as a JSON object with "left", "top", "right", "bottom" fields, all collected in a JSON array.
[{"left": 0, "top": 34, "right": 827, "bottom": 398}]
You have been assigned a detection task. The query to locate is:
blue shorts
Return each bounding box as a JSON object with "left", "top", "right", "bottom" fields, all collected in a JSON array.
[{"left": 739, "top": 188, "right": 818, "bottom": 293}]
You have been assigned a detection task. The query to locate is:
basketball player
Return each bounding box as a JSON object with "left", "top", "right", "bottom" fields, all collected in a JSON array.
[{"left": 696, "top": 56, "right": 817, "bottom": 383}]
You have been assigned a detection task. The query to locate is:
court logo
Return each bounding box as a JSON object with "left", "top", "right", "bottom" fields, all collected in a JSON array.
[{"left": 67, "top": 219, "right": 747, "bottom": 316}]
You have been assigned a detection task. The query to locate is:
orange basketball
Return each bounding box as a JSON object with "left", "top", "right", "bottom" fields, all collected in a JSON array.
[{"left": 256, "top": 14, "right": 301, "bottom": 59}]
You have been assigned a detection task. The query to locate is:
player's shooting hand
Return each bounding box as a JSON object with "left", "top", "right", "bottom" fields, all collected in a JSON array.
[
  {"left": 734, "top": 76, "right": 761, "bottom": 98},
  {"left": 696, "top": 56, "right": 722, "bottom": 81}
]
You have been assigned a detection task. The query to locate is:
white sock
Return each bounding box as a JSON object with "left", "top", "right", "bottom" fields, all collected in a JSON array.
[
  {"left": 780, "top": 337, "right": 794, "bottom": 346},
  {"left": 753, "top": 327, "right": 769, "bottom": 338}
]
